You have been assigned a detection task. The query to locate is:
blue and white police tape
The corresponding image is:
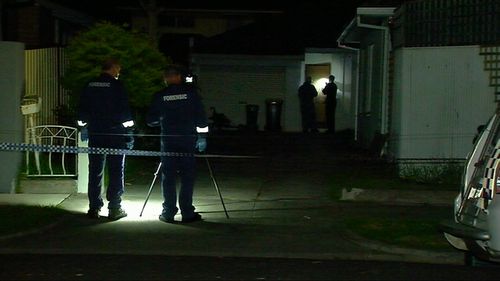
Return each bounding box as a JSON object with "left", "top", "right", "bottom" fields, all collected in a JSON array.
[{"left": 0, "top": 142, "right": 260, "bottom": 159}]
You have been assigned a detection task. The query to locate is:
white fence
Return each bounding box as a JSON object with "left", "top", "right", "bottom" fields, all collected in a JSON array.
[{"left": 26, "top": 125, "right": 78, "bottom": 177}]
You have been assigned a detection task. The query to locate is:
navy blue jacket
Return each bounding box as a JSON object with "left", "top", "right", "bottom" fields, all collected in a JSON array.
[
  {"left": 322, "top": 82, "right": 338, "bottom": 105},
  {"left": 78, "top": 73, "right": 133, "bottom": 148},
  {"left": 147, "top": 84, "right": 208, "bottom": 147},
  {"left": 298, "top": 82, "right": 318, "bottom": 103}
]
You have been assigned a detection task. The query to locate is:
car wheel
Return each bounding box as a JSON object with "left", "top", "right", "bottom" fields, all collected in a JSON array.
[{"left": 465, "top": 252, "right": 498, "bottom": 267}]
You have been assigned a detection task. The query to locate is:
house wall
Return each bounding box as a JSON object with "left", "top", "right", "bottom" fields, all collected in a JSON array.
[
  {"left": 132, "top": 16, "right": 253, "bottom": 38},
  {"left": 357, "top": 29, "right": 385, "bottom": 147},
  {"left": 303, "top": 51, "right": 356, "bottom": 131},
  {"left": 0, "top": 42, "right": 25, "bottom": 193},
  {"left": 390, "top": 45, "right": 496, "bottom": 160},
  {"left": 284, "top": 64, "right": 303, "bottom": 132},
  {"left": 192, "top": 55, "right": 303, "bottom": 131}
]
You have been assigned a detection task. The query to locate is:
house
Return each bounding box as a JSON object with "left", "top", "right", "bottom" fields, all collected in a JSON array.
[
  {"left": 129, "top": 6, "right": 283, "bottom": 65},
  {"left": 131, "top": 8, "right": 281, "bottom": 38},
  {"left": 128, "top": 3, "right": 360, "bottom": 129},
  {"left": 191, "top": 15, "right": 357, "bottom": 132},
  {"left": 338, "top": 0, "right": 500, "bottom": 171},
  {"left": 191, "top": 51, "right": 356, "bottom": 132},
  {"left": 3, "top": 0, "right": 93, "bottom": 48}
]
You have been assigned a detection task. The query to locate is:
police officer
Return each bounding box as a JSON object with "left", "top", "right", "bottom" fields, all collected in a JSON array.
[
  {"left": 322, "top": 75, "right": 338, "bottom": 134},
  {"left": 298, "top": 76, "right": 319, "bottom": 133},
  {"left": 77, "top": 58, "right": 134, "bottom": 220},
  {"left": 146, "top": 65, "right": 208, "bottom": 223}
]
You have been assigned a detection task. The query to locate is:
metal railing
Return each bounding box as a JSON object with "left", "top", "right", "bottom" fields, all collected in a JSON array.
[{"left": 26, "top": 125, "right": 78, "bottom": 177}]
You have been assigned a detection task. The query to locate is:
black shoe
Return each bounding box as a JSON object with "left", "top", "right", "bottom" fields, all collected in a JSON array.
[
  {"left": 108, "top": 208, "right": 127, "bottom": 221},
  {"left": 182, "top": 213, "right": 203, "bottom": 223},
  {"left": 159, "top": 214, "right": 176, "bottom": 224},
  {"left": 87, "top": 209, "right": 101, "bottom": 219}
]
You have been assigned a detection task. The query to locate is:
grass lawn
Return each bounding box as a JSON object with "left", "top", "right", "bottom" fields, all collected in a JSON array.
[
  {"left": 0, "top": 205, "right": 69, "bottom": 237},
  {"left": 125, "top": 156, "right": 162, "bottom": 185},
  {"left": 341, "top": 205, "right": 452, "bottom": 251},
  {"left": 328, "top": 163, "right": 461, "bottom": 200},
  {"left": 329, "top": 163, "right": 458, "bottom": 251}
]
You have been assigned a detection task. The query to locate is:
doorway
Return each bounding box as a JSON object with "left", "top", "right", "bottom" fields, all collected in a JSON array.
[{"left": 305, "top": 63, "right": 331, "bottom": 128}]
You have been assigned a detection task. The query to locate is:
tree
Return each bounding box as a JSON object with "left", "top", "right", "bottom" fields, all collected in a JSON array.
[{"left": 62, "top": 22, "right": 168, "bottom": 113}]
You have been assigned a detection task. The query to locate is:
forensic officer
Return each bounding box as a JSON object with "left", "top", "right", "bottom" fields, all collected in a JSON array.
[
  {"left": 77, "top": 58, "right": 134, "bottom": 220},
  {"left": 146, "top": 65, "right": 208, "bottom": 224}
]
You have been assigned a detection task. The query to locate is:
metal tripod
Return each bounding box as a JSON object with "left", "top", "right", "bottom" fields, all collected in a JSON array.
[
  {"left": 139, "top": 162, "right": 162, "bottom": 217},
  {"left": 205, "top": 157, "right": 230, "bottom": 219},
  {"left": 139, "top": 158, "right": 230, "bottom": 219}
]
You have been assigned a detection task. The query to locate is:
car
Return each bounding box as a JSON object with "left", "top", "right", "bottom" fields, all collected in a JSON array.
[{"left": 441, "top": 109, "right": 500, "bottom": 266}]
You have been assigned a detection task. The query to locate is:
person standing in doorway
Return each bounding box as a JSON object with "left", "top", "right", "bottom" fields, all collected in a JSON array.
[
  {"left": 298, "top": 76, "right": 318, "bottom": 133},
  {"left": 323, "top": 75, "right": 338, "bottom": 134}
]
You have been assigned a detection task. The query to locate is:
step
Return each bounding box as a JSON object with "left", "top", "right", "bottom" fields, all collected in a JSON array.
[{"left": 18, "top": 178, "right": 77, "bottom": 194}]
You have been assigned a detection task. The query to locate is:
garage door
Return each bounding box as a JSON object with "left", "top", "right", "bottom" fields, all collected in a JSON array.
[{"left": 197, "top": 65, "right": 286, "bottom": 129}]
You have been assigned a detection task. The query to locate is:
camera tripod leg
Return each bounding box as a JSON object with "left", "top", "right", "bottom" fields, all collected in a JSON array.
[
  {"left": 140, "top": 162, "right": 162, "bottom": 217},
  {"left": 205, "top": 157, "right": 229, "bottom": 219}
]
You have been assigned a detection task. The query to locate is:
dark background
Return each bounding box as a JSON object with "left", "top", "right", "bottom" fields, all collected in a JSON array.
[{"left": 45, "top": 0, "right": 404, "bottom": 62}]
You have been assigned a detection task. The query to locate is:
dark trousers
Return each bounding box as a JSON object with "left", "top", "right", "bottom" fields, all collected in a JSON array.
[
  {"left": 88, "top": 154, "right": 125, "bottom": 210},
  {"left": 326, "top": 101, "right": 337, "bottom": 133},
  {"left": 160, "top": 155, "right": 196, "bottom": 219},
  {"left": 300, "top": 101, "right": 317, "bottom": 132},
  {"left": 160, "top": 138, "right": 197, "bottom": 219}
]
